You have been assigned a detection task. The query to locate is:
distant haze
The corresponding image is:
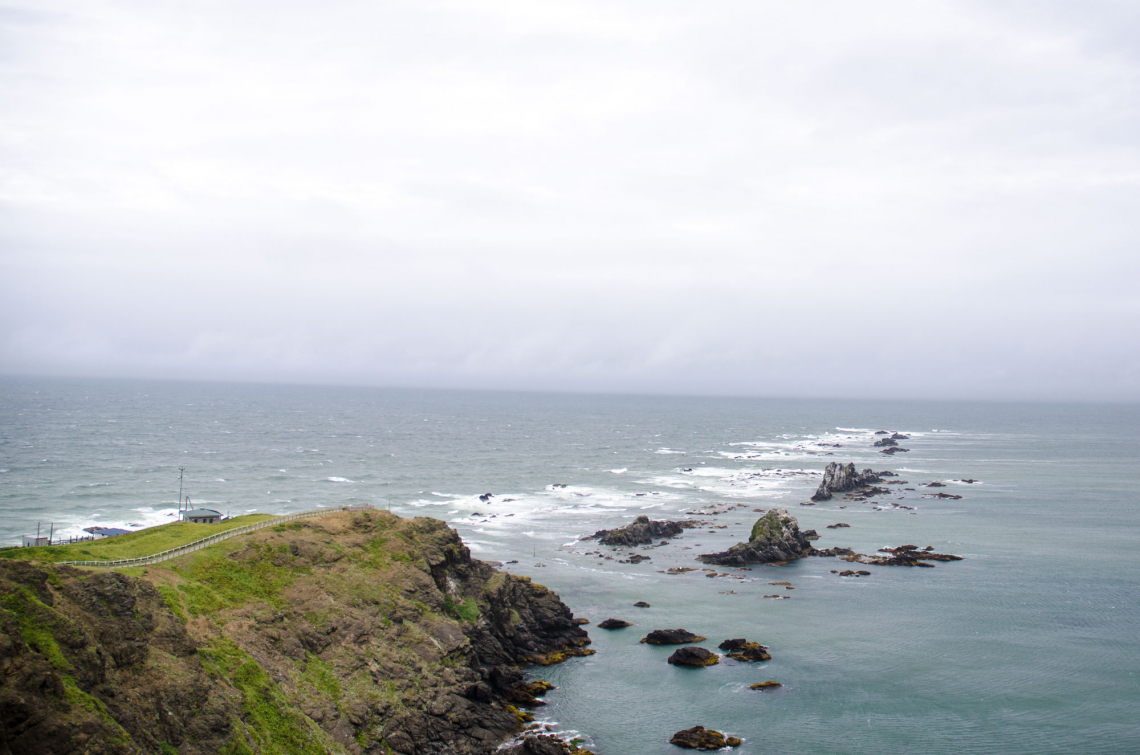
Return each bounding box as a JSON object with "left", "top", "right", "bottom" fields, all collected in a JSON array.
[{"left": 2, "top": 1, "right": 1138, "bottom": 401}]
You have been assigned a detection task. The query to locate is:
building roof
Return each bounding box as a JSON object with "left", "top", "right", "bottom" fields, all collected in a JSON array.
[
  {"left": 83, "top": 526, "right": 132, "bottom": 536},
  {"left": 185, "top": 509, "right": 222, "bottom": 518}
]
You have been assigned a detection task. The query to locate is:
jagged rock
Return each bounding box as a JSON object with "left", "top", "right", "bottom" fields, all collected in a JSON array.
[
  {"left": 618, "top": 554, "right": 651, "bottom": 564},
  {"left": 500, "top": 734, "right": 595, "bottom": 755},
  {"left": 750, "top": 681, "right": 782, "bottom": 690},
  {"left": 925, "top": 482, "right": 946, "bottom": 487},
  {"left": 923, "top": 492, "right": 962, "bottom": 499},
  {"left": 809, "top": 547, "right": 855, "bottom": 557},
  {"left": 803, "top": 529, "right": 820, "bottom": 540},
  {"left": 880, "top": 447, "right": 909, "bottom": 454},
  {"left": 873, "top": 437, "right": 898, "bottom": 447},
  {"left": 597, "top": 618, "right": 633, "bottom": 629},
  {"left": 826, "top": 523, "right": 851, "bottom": 528},
  {"left": 890, "top": 433, "right": 909, "bottom": 440},
  {"left": 839, "top": 544, "right": 964, "bottom": 567},
  {"left": 696, "top": 509, "right": 811, "bottom": 566},
  {"left": 640, "top": 629, "right": 706, "bottom": 645},
  {"left": 586, "top": 515, "right": 697, "bottom": 547},
  {"left": 811, "top": 462, "right": 884, "bottom": 501},
  {"left": 718, "top": 639, "right": 771, "bottom": 662},
  {"left": 669, "top": 726, "right": 740, "bottom": 749},
  {"left": 667, "top": 646, "right": 720, "bottom": 666},
  {"left": 633, "top": 601, "right": 651, "bottom": 607}
]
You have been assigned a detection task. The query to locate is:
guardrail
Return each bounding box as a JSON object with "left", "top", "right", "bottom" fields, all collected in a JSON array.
[{"left": 59, "top": 504, "right": 377, "bottom": 568}]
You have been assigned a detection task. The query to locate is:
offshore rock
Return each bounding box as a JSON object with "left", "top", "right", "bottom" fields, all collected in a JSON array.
[
  {"left": 669, "top": 726, "right": 740, "bottom": 749},
  {"left": 586, "top": 516, "right": 697, "bottom": 547},
  {"left": 718, "top": 639, "right": 771, "bottom": 662},
  {"left": 667, "top": 647, "right": 720, "bottom": 667},
  {"left": 750, "top": 681, "right": 782, "bottom": 690},
  {"left": 811, "top": 462, "right": 884, "bottom": 501},
  {"left": 696, "top": 509, "right": 811, "bottom": 566},
  {"left": 596, "top": 618, "right": 633, "bottom": 630},
  {"left": 640, "top": 629, "right": 706, "bottom": 645}
]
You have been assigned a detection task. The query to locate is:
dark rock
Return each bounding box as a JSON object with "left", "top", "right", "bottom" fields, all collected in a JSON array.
[
  {"left": 723, "top": 640, "right": 771, "bottom": 662},
  {"left": 826, "top": 523, "right": 851, "bottom": 529},
  {"left": 587, "top": 515, "right": 697, "bottom": 547},
  {"left": 873, "top": 437, "right": 898, "bottom": 447},
  {"left": 750, "top": 681, "right": 781, "bottom": 690},
  {"left": 640, "top": 629, "right": 706, "bottom": 645},
  {"left": 718, "top": 638, "right": 767, "bottom": 651},
  {"left": 809, "top": 547, "right": 855, "bottom": 557},
  {"left": 633, "top": 601, "right": 651, "bottom": 607},
  {"left": 480, "top": 493, "right": 494, "bottom": 502},
  {"left": 618, "top": 554, "right": 650, "bottom": 564},
  {"left": 880, "top": 447, "right": 909, "bottom": 454},
  {"left": 697, "top": 509, "right": 811, "bottom": 566},
  {"left": 924, "top": 482, "right": 946, "bottom": 488},
  {"left": 667, "top": 646, "right": 720, "bottom": 667},
  {"left": 803, "top": 529, "right": 820, "bottom": 540},
  {"left": 597, "top": 618, "right": 633, "bottom": 629},
  {"left": 923, "top": 492, "right": 962, "bottom": 499},
  {"left": 670, "top": 726, "right": 740, "bottom": 749},
  {"left": 811, "top": 462, "right": 884, "bottom": 501}
]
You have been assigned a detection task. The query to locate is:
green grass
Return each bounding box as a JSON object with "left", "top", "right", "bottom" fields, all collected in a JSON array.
[
  {"left": 443, "top": 596, "right": 480, "bottom": 623},
  {"left": 0, "top": 514, "right": 276, "bottom": 563},
  {"left": 1, "top": 587, "right": 75, "bottom": 670},
  {"left": 156, "top": 585, "right": 188, "bottom": 624},
  {"left": 198, "top": 638, "right": 342, "bottom": 755}
]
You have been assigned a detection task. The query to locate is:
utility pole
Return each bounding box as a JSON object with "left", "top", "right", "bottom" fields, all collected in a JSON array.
[{"left": 178, "top": 467, "right": 185, "bottom": 518}]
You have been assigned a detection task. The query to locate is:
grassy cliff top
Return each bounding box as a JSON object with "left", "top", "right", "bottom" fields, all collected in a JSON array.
[{"left": 0, "top": 513, "right": 275, "bottom": 563}]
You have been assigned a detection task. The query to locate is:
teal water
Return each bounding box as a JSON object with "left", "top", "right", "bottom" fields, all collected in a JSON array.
[{"left": 1, "top": 377, "right": 1138, "bottom": 753}]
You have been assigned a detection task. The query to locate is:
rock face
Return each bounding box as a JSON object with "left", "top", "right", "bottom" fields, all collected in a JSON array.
[
  {"left": 666, "top": 647, "right": 720, "bottom": 667},
  {"left": 0, "top": 512, "right": 592, "bottom": 755},
  {"left": 669, "top": 726, "right": 740, "bottom": 749},
  {"left": 640, "top": 629, "right": 706, "bottom": 645},
  {"left": 811, "top": 462, "right": 884, "bottom": 501},
  {"left": 696, "top": 509, "right": 811, "bottom": 566},
  {"left": 586, "top": 515, "right": 696, "bottom": 547},
  {"left": 596, "top": 618, "right": 633, "bottom": 629}
]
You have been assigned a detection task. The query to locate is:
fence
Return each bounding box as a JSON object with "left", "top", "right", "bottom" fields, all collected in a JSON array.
[{"left": 58, "top": 504, "right": 376, "bottom": 569}]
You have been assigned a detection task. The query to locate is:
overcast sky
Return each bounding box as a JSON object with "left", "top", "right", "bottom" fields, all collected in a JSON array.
[{"left": 1, "top": 0, "right": 1138, "bottom": 401}]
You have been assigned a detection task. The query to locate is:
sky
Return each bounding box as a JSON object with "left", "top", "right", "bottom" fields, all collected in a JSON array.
[{"left": 1, "top": 0, "right": 1138, "bottom": 401}]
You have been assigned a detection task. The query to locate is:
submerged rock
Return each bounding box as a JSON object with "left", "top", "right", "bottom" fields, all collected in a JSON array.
[
  {"left": 667, "top": 646, "right": 720, "bottom": 667},
  {"left": 669, "top": 726, "right": 741, "bottom": 749},
  {"left": 750, "top": 681, "right": 782, "bottom": 690},
  {"left": 586, "top": 515, "right": 697, "bottom": 547},
  {"left": 696, "top": 508, "right": 811, "bottom": 566},
  {"left": 641, "top": 628, "right": 707, "bottom": 645},
  {"left": 811, "top": 462, "right": 884, "bottom": 501}
]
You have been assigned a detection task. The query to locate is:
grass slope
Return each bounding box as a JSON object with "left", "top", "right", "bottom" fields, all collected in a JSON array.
[{"left": 0, "top": 514, "right": 275, "bottom": 563}]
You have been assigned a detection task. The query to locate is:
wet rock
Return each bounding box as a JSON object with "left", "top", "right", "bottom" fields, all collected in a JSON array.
[
  {"left": 924, "top": 482, "right": 946, "bottom": 488},
  {"left": 597, "top": 618, "right": 633, "bottom": 630},
  {"left": 873, "top": 437, "right": 898, "bottom": 447},
  {"left": 880, "top": 447, "right": 909, "bottom": 454},
  {"left": 633, "top": 601, "right": 651, "bottom": 607},
  {"left": 826, "top": 523, "right": 851, "bottom": 529},
  {"left": 750, "top": 681, "right": 782, "bottom": 690},
  {"left": 667, "top": 646, "right": 720, "bottom": 667},
  {"left": 586, "top": 515, "right": 698, "bottom": 547},
  {"left": 618, "top": 554, "right": 651, "bottom": 564},
  {"left": 809, "top": 547, "right": 855, "bottom": 557},
  {"left": 640, "top": 629, "right": 706, "bottom": 645},
  {"left": 923, "top": 492, "right": 962, "bottom": 499},
  {"left": 811, "top": 462, "right": 884, "bottom": 501},
  {"left": 718, "top": 639, "right": 771, "bottom": 662},
  {"left": 670, "top": 726, "right": 740, "bottom": 749},
  {"left": 696, "top": 509, "right": 811, "bottom": 566}
]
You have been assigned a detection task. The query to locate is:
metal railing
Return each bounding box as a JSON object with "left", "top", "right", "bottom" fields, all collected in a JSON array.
[{"left": 58, "top": 504, "right": 376, "bottom": 568}]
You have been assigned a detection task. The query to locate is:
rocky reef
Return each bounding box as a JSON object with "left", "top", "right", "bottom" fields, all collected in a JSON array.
[
  {"left": 669, "top": 726, "right": 740, "bottom": 749},
  {"left": 717, "top": 639, "right": 770, "bottom": 662},
  {"left": 0, "top": 511, "right": 592, "bottom": 755},
  {"left": 666, "top": 647, "right": 719, "bottom": 667},
  {"left": 640, "top": 629, "right": 706, "bottom": 645},
  {"left": 811, "top": 462, "right": 886, "bottom": 501},
  {"left": 584, "top": 516, "right": 697, "bottom": 547},
  {"left": 696, "top": 509, "right": 811, "bottom": 566}
]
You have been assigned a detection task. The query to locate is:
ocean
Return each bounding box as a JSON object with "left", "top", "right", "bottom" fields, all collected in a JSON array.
[{"left": 1, "top": 376, "right": 1138, "bottom": 754}]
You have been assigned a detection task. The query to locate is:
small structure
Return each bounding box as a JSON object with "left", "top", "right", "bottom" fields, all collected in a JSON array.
[
  {"left": 182, "top": 509, "right": 222, "bottom": 524},
  {"left": 21, "top": 535, "right": 50, "bottom": 548},
  {"left": 84, "top": 526, "right": 131, "bottom": 539}
]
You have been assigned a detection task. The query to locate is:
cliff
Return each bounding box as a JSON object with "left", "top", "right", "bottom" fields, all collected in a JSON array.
[{"left": 0, "top": 511, "right": 591, "bottom": 755}]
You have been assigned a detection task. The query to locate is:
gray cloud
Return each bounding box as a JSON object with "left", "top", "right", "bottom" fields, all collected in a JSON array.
[{"left": 1, "top": 0, "right": 1138, "bottom": 400}]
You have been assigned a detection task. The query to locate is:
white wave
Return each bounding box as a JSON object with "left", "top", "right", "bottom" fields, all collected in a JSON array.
[
  {"left": 655, "top": 448, "right": 686, "bottom": 454},
  {"left": 325, "top": 477, "right": 353, "bottom": 483},
  {"left": 610, "top": 468, "right": 628, "bottom": 474}
]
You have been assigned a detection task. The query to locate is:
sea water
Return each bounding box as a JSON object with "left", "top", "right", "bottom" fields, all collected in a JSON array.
[{"left": 1, "top": 377, "right": 1138, "bottom": 754}]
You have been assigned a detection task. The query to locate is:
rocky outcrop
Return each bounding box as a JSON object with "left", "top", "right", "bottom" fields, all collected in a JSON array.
[
  {"left": 666, "top": 647, "right": 719, "bottom": 667},
  {"left": 669, "top": 726, "right": 740, "bottom": 749},
  {"left": 811, "top": 463, "right": 884, "bottom": 501},
  {"left": 839, "top": 544, "right": 964, "bottom": 567},
  {"left": 596, "top": 619, "right": 633, "bottom": 630},
  {"left": 640, "top": 629, "right": 706, "bottom": 645},
  {"left": 500, "top": 734, "right": 596, "bottom": 755},
  {"left": 749, "top": 681, "right": 781, "bottom": 690},
  {"left": 0, "top": 512, "right": 592, "bottom": 755},
  {"left": 717, "top": 639, "right": 770, "bottom": 662},
  {"left": 585, "top": 516, "right": 697, "bottom": 547},
  {"left": 696, "top": 509, "right": 811, "bottom": 566}
]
